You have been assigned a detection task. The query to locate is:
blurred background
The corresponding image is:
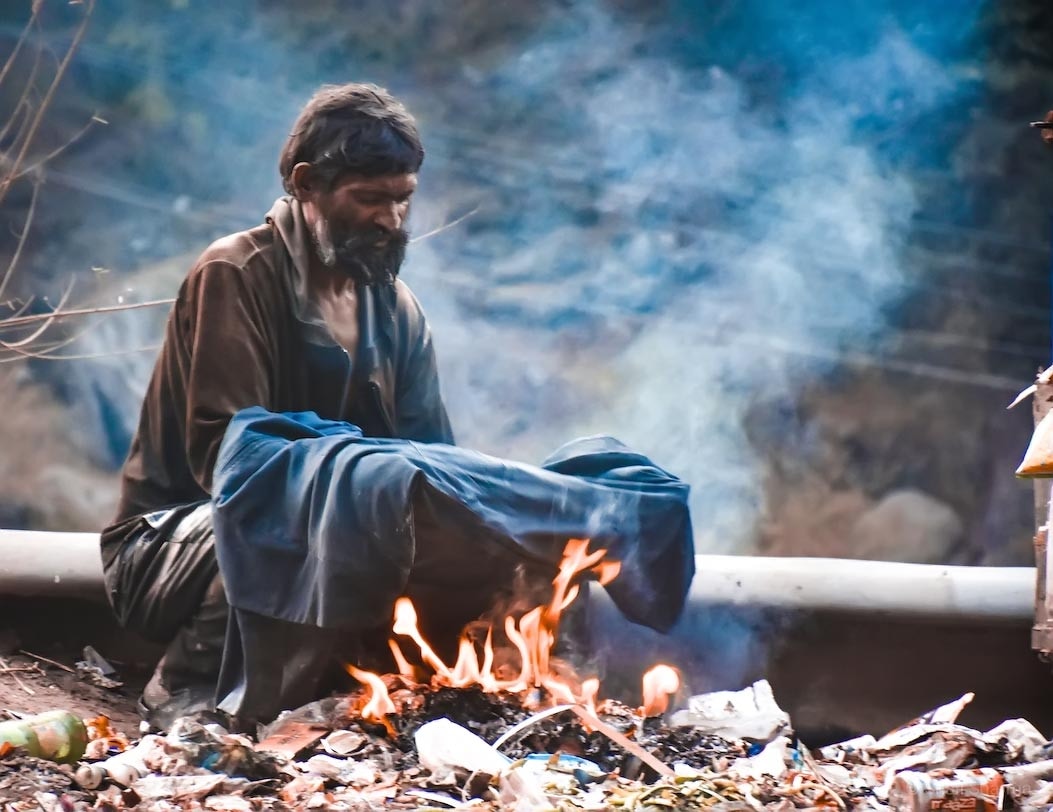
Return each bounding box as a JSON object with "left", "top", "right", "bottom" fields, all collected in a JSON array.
[{"left": 1, "top": 0, "right": 1051, "bottom": 567}]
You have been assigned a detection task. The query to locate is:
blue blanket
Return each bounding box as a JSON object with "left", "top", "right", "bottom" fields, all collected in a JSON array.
[{"left": 210, "top": 407, "right": 694, "bottom": 721}]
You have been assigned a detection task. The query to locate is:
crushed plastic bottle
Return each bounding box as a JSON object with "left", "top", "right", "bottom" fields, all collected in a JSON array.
[{"left": 0, "top": 710, "right": 87, "bottom": 764}]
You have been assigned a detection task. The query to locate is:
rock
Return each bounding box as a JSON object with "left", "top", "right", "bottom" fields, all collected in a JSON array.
[{"left": 850, "top": 489, "right": 965, "bottom": 564}]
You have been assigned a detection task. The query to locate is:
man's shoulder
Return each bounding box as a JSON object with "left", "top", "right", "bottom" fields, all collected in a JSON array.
[
  {"left": 392, "top": 279, "right": 428, "bottom": 317},
  {"left": 388, "top": 280, "right": 436, "bottom": 349},
  {"left": 193, "top": 224, "right": 275, "bottom": 275}
]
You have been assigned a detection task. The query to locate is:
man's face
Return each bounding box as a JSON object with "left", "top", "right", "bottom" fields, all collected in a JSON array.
[{"left": 308, "top": 173, "right": 417, "bottom": 284}]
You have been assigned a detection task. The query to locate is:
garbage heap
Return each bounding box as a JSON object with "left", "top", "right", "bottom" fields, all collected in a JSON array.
[{"left": 2, "top": 678, "right": 1052, "bottom": 812}]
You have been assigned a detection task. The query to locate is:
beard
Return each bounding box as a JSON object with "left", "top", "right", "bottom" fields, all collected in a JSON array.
[{"left": 311, "top": 216, "right": 408, "bottom": 286}]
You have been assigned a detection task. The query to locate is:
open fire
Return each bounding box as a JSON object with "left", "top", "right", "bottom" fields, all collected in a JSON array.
[{"left": 345, "top": 538, "right": 680, "bottom": 726}]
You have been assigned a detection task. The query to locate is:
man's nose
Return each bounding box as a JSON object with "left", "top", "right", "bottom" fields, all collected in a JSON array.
[{"left": 373, "top": 203, "right": 402, "bottom": 232}]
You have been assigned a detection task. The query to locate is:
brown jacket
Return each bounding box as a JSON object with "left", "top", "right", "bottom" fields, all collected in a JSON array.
[{"left": 107, "top": 197, "right": 453, "bottom": 528}]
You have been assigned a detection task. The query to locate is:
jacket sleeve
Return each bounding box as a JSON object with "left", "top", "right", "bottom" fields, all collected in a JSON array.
[
  {"left": 181, "top": 260, "right": 276, "bottom": 492},
  {"left": 394, "top": 291, "right": 455, "bottom": 445}
]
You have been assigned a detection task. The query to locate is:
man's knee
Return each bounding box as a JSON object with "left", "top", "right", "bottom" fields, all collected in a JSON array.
[{"left": 102, "top": 502, "right": 220, "bottom": 643}]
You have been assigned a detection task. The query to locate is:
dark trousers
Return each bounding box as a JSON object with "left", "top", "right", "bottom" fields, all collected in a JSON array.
[
  {"left": 100, "top": 502, "right": 228, "bottom": 695},
  {"left": 101, "top": 499, "right": 585, "bottom": 726}
]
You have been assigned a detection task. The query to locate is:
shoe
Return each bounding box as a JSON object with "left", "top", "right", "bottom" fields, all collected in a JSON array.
[{"left": 138, "top": 665, "right": 224, "bottom": 732}]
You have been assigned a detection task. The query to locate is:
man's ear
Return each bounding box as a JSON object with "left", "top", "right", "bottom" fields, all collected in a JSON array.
[{"left": 289, "top": 162, "right": 317, "bottom": 201}]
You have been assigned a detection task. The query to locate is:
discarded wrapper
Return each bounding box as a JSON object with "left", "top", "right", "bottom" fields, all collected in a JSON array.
[
  {"left": 1017, "top": 409, "right": 1053, "bottom": 477},
  {"left": 887, "top": 768, "right": 1003, "bottom": 812},
  {"left": 728, "top": 735, "right": 792, "bottom": 780},
  {"left": 414, "top": 717, "right": 511, "bottom": 778},
  {"left": 985, "top": 719, "right": 1051, "bottom": 764},
  {"left": 499, "top": 755, "right": 582, "bottom": 809},
  {"left": 670, "top": 679, "right": 792, "bottom": 741}
]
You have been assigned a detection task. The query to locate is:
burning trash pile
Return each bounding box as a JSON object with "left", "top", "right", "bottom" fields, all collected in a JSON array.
[{"left": 1, "top": 539, "right": 1052, "bottom": 811}]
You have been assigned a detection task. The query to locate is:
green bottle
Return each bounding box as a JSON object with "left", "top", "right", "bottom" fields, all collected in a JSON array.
[{"left": 0, "top": 710, "right": 87, "bottom": 764}]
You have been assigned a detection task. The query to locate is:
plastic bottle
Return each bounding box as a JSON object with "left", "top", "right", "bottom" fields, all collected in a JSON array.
[
  {"left": 888, "top": 769, "right": 1004, "bottom": 812},
  {"left": 0, "top": 710, "right": 87, "bottom": 764}
]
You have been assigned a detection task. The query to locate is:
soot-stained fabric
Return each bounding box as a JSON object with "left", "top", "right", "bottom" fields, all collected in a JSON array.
[{"left": 211, "top": 407, "right": 694, "bottom": 722}]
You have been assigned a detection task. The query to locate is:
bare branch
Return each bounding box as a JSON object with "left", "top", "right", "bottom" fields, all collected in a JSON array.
[
  {"left": 0, "top": 4, "right": 40, "bottom": 91},
  {"left": 0, "top": 276, "right": 75, "bottom": 349},
  {"left": 0, "top": 175, "right": 40, "bottom": 305},
  {"left": 410, "top": 206, "right": 480, "bottom": 243},
  {"left": 0, "top": 342, "right": 162, "bottom": 363},
  {"left": 0, "top": 298, "right": 176, "bottom": 330},
  {"left": 0, "top": 0, "right": 95, "bottom": 209},
  {"left": 0, "top": 42, "right": 45, "bottom": 163},
  {"left": 3, "top": 90, "right": 40, "bottom": 167},
  {"left": 7, "top": 114, "right": 103, "bottom": 183},
  {"left": 0, "top": 99, "right": 30, "bottom": 149},
  {"left": 1, "top": 296, "right": 36, "bottom": 320},
  {"left": 1, "top": 330, "right": 82, "bottom": 360}
]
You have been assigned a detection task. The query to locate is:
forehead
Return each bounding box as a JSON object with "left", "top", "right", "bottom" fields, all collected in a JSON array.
[{"left": 332, "top": 173, "right": 418, "bottom": 197}]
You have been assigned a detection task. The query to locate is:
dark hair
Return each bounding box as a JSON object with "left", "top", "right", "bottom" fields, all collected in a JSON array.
[{"left": 279, "top": 83, "right": 424, "bottom": 195}]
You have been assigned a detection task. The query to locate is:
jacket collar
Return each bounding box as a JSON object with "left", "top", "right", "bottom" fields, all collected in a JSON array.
[
  {"left": 265, "top": 196, "right": 314, "bottom": 323},
  {"left": 265, "top": 196, "right": 398, "bottom": 366}
]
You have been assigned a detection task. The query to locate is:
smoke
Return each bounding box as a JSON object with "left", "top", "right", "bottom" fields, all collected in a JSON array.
[
  {"left": 0, "top": 0, "right": 996, "bottom": 695},
  {"left": 45, "top": 0, "right": 982, "bottom": 566},
  {"left": 403, "top": 2, "right": 981, "bottom": 554}
]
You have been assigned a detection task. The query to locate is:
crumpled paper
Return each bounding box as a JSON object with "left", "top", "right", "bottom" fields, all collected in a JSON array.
[{"left": 670, "top": 679, "right": 792, "bottom": 742}]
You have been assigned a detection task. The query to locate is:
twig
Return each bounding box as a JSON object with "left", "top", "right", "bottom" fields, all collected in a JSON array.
[
  {"left": 0, "top": 100, "right": 30, "bottom": 152},
  {"left": 19, "top": 649, "right": 74, "bottom": 673},
  {"left": 489, "top": 703, "right": 674, "bottom": 779},
  {"left": 0, "top": 175, "right": 39, "bottom": 306},
  {"left": 0, "top": 39, "right": 44, "bottom": 150},
  {"left": 0, "top": 666, "right": 42, "bottom": 679},
  {"left": 7, "top": 115, "right": 104, "bottom": 184},
  {"left": 0, "top": 275, "right": 74, "bottom": 349},
  {"left": 491, "top": 704, "right": 575, "bottom": 751},
  {"left": 0, "top": 658, "right": 34, "bottom": 696},
  {"left": 1, "top": 296, "right": 35, "bottom": 320},
  {"left": 0, "top": 0, "right": 94, "bottom": 208},
  {"left": 2, "top": 88, "right": 40, "bottom": 173},
  {"left": 0, "top": 297, "right": 175, "bottom": 330},
  {"left": 0, "top": 342, "right": 162, "bottom": 363},
  {"left": 0, "top": 5, "right": 38, "bottom": 91},
  {"left": 570, "top": 705, "right": 674, "bottom": 778},
  {"left": 409, "top": 206, "right": 480, "bottom": 243}
]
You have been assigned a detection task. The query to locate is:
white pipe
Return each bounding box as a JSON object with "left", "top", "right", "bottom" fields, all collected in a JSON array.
[
  {"left": 686, "top": 555, "right": 1035, "bottom": 623},
  {"left": 0, "top": 530, "right": 104, "bottom": 600},
  {"left": 0, "top": 531, "right": 1037, "bottom": 623}
]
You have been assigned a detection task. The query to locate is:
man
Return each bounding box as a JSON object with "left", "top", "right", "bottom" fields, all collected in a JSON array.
[
  {"left": 101, "top": 83, "right": 453, "bottom": 728},
  {"left": 103, "top": 83, "right": 695, "bottom": 730}
]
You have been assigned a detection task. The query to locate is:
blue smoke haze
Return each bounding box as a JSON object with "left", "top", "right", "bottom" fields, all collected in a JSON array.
[{"left": 6, "top": 0, "right": 1003, "bottom": 562}]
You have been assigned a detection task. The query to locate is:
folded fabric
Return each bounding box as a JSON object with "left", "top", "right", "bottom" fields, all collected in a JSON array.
[{"left": 210, "top": 407, "right": 695, "bottom": 721}]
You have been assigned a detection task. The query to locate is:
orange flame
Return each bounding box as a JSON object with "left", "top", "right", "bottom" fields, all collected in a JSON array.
[
  {"left": 450, "top": 635, "right": 482, "bottom": 687},
  {"left": 387, "top": 639, "right": 415, "bottom": 680},
  {"left": 581, "top": 677, "right": 600, "bottom": 717},
  {"left": 479, "top": 627, "right": 495, "bottom": 692},
  {"left": 503, "top": 614, "right": 532, "bottom": 692},
  {"left": 594, "top": 560, "right": 621, "bottom": 586},
  {"left": 393, "top": 597, "right": 452, "bottom": 680},
  {"left": 345, "top": 663, "right": 396, "bottom": 721},
  {"left": 640, "top": 664, "right": 679, "bottom": 717},
  {"left": 372, "top": 539, "right": 630, "bottom": 715}
]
